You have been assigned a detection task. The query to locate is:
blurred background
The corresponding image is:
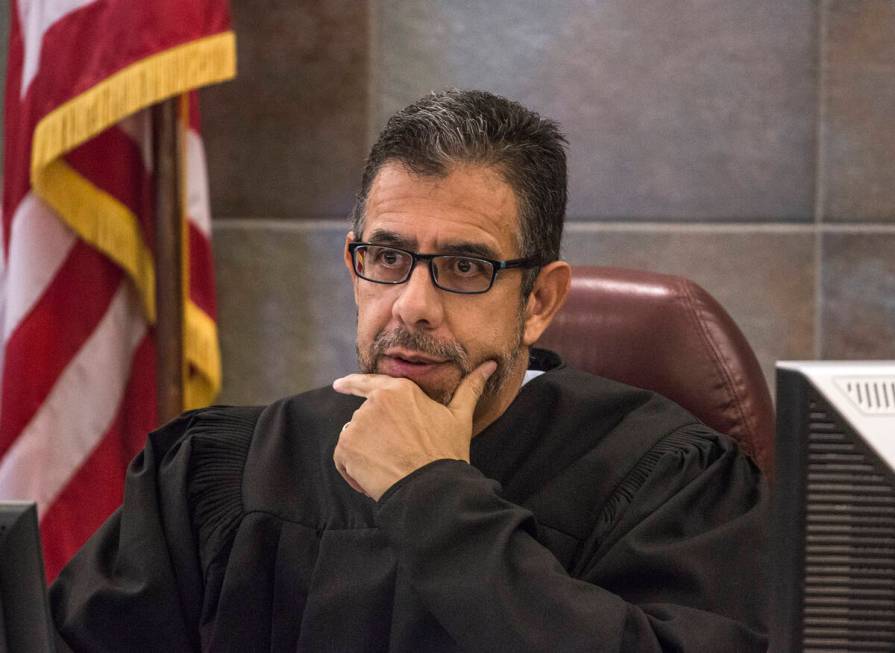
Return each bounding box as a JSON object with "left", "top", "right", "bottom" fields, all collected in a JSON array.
[{"left": 3, "top": 0, "right": 894, "bottom": 405}]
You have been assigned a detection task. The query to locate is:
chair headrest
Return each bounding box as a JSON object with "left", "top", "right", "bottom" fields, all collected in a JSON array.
[{"left": 536, "top": 266, "right": 774, "bottom": 474}]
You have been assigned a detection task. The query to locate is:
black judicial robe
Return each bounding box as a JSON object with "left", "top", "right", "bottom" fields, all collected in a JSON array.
[{"left": 50, "top": 353, "right": 769, "bottom": 651}]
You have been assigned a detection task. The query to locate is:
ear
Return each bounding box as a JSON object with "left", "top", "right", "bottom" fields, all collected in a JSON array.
[
  {"left": 521, "top": 261, "right": 571, "bottom": 347},
  {"left": 344, "top": 231, "right": 360, "bottom": 303}
]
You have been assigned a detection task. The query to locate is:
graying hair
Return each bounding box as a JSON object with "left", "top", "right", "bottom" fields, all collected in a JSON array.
[{"left": 351, "top": 89, "right": 567, "bottom": 295}]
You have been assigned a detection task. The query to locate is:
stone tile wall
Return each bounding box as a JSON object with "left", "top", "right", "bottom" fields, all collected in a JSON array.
[
  {"left": 373, "top": 0, "right": 819, "bottom": 222},
  {"left": 205, "top": 0, "right": 894, "bottom": 405}
]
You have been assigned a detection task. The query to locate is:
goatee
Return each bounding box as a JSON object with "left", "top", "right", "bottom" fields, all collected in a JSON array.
[{"left": 356, "top": 327, "right": 521, "bottom": 405}]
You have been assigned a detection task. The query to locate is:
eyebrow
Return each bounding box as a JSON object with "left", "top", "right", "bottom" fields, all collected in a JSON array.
[
  {"left": 365, "top": 229, "right": 411, "bottom": 248},
  {"left": 364, "top": 228, "right": 501, "bottom": 260}
]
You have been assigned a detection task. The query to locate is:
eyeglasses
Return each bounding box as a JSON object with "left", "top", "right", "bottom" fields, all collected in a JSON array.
[{"left": 348, "top": 242, "right": 540, "bottom": 294}]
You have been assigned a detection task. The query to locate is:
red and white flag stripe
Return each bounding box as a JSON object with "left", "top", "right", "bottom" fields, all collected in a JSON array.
[{"left": 0, "top": 0, "right": 234, "bottom": 579}]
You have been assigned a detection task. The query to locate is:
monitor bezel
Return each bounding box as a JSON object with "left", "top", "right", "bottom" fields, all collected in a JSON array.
[{"left": 0, "top": 502, "right": 56, "bottom": 653}]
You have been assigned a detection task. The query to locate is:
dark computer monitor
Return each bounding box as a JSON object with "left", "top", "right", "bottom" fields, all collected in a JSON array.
[
  {"left": 771, "top": 361, "right": 895, "bottom": 652},
  {"left": 0, "top": 502, "right": 56, "bottom": 652}
]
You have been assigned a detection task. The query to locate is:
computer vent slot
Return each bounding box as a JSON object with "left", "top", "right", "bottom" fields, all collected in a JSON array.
[
  {"left": 802, "top": 400, "right": 895, "bottom": 652},
  {"left": 835, "top": 377, "right": 895, "bottom": 415}
]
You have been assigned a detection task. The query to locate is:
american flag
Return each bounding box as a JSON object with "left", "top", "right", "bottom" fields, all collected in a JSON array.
[{"left": 0, "top": 0, "right": 235, "bottom": 580}]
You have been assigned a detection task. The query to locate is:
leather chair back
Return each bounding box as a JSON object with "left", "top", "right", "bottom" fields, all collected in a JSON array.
[{"left": 536, "top": 266, "right": 774, "bottom": 474}]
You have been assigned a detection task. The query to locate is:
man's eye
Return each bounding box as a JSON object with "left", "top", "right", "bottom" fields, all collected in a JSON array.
[
  {"left": 450, "top": 257, "right": 485, "bottom": 277},
  {"left": 373, "top": 249, "right": 402, "bottom": 267}
]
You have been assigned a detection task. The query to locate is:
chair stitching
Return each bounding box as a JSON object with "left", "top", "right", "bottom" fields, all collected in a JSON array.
[{"left": 679, "top": 281, "right": 755, "bottom": 453}]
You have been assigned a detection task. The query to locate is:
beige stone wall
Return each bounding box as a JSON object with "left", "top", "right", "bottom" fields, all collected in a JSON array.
[{"left": 3, "top": 2, "right": 893, "bottom": 405}]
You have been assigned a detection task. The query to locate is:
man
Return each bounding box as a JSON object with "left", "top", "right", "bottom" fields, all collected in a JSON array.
[{"left": 51, "top": 90, "right": 768, "bottom": 651}]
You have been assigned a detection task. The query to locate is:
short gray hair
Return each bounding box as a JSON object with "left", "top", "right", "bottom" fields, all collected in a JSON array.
[{"left": 351, "top": 89, "right": 567, "bottom": 293}]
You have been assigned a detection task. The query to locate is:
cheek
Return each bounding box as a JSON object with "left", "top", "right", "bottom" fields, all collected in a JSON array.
[
  {"left": 447, "top": 298, "right": 520, "bottom": 353},
  {"left": 356, "top": 290, "right": 395, "bottom": 336}
]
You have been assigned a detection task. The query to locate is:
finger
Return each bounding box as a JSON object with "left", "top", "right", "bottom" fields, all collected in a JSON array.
[
  {"left": 333, "top": 445, "right": 370, "bottom": 497},
  {"left": 449, "top": 360, "right": 497, "bottom": 415},
  {"left": 337, "top": 461, "right": 369, "bottom": 496},
  {"left": 332, "top": 373, "right": 396, "bottom": 398}
]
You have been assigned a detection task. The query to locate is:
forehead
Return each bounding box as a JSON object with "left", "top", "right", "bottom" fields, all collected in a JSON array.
[{"left": 361, "top": 162, "right": 521, "bottom": 257}]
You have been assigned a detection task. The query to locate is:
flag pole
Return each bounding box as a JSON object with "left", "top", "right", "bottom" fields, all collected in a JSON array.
[{"left": 153, "top": 98, "right": 184, "bottom": 424}]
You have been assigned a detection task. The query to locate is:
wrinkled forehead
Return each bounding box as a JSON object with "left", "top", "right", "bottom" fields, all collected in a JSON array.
[{"left": 358, "top": 162, "right": 523, "bottom": 257}]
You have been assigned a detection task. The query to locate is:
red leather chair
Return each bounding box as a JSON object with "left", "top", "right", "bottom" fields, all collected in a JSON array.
[{"left": 536, "top": 266, "right": 774, "bottom": 475}]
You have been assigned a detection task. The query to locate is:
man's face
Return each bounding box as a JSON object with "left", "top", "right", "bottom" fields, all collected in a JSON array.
[{"left": 346, "top": 162, "right": 531, "bottom": 425}]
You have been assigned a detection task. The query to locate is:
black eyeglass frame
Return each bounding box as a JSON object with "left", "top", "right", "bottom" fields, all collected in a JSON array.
[{"left": 347, "top": 242, "right": 541, "bottom": 295}]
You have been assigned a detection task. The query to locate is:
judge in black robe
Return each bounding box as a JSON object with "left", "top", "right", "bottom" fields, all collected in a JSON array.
[{"left": 50, "top": 350, "right": 768, "bottom": 652}]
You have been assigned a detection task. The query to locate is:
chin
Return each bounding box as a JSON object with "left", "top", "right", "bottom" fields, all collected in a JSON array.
[
  {"left": 376, "top": 363, "right": 460, "bottom": 405},
  {"left": 416, "top": 380, "right": 459, "bottom": 405}
]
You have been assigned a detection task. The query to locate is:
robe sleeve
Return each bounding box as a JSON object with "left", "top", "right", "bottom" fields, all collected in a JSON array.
[
  {"left": 374, "top": 425, "right": 769, "bottom": 652},
  {"left": 49, "top": 407, "right": 257, "bottom": 652}
]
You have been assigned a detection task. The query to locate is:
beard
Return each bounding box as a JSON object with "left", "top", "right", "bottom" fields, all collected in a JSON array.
[{"left": 356, "top": 318, "right": 525, "bottom": 406}]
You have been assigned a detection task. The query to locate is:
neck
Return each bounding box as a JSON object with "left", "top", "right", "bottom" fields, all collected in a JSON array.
[{"left": 471, "top": 347, "right": 529, "bottom": 436}]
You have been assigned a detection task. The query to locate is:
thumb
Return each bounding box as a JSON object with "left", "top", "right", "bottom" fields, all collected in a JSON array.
[{"left": 449, "top": 360, "right": 498, "bottom": 416}]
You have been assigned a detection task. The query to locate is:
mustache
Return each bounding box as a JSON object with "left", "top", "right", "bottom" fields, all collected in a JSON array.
[{"left": 372, "top": 328, "right": 471, "bottom": 371}]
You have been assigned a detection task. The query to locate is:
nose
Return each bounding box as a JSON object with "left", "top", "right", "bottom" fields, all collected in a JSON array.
[{"left": 392, "top": 261, "right": 445, "bottom": 330}]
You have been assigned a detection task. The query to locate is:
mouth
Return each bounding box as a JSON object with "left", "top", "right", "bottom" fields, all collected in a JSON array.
[
  {"left": 383, "top": 348, "right": 449, "bottom": 366},
  {"left": 378, "top": 348, "right": 455, "bottom": 381}
]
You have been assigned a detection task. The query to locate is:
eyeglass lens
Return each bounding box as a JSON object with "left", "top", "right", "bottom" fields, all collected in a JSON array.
[{"left": 355, "top": 245, "right": 494, "bottom": 293}]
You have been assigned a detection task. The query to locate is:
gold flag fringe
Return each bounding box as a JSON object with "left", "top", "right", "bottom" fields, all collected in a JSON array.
[
  {"left": 185, "top": 300, "right": 222, "bottom": 409},
  {"left": 29, "top": 31, "right": 235, "bottom": 409},
  {"left": 31, "top": 32, "right": 236, "bottom": 178}
]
